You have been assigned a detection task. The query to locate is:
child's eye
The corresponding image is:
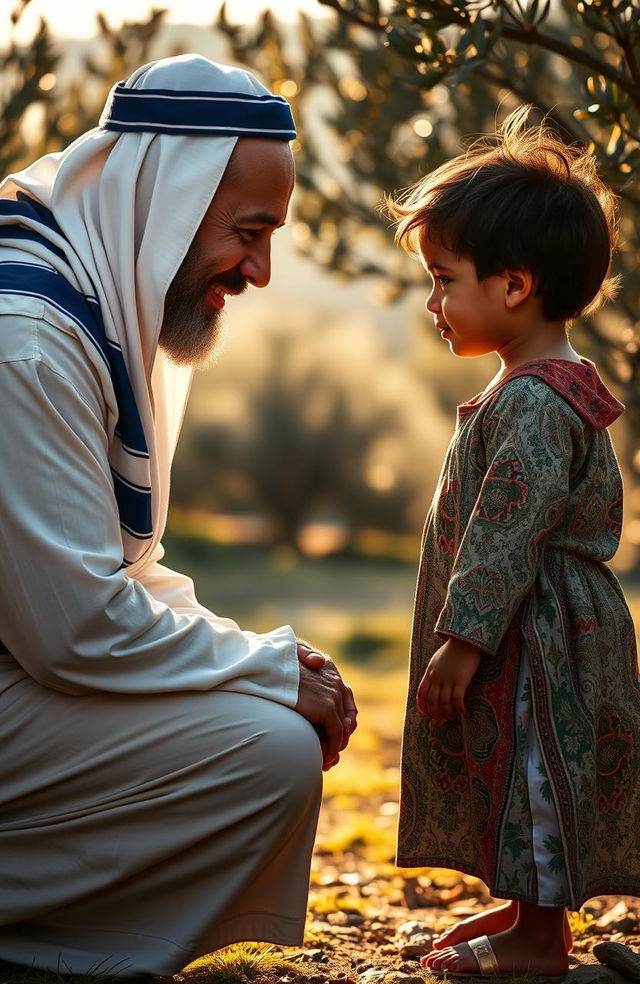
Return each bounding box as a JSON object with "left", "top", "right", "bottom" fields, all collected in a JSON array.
[{"left": 437, "top": 275, "right": 450, "bottom": 287}]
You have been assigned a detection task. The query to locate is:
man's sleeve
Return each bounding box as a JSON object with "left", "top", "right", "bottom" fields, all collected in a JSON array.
[
  {"left": 0, "top": 343, "right": 299, "bottom": 704},
  {"left": 434, "top": 380, "right": 577, "bottom": 655}
]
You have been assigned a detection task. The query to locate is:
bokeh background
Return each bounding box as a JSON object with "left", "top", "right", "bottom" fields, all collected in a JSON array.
[{"left": 2, "top": 1, "right": 640, "bottom": 950}]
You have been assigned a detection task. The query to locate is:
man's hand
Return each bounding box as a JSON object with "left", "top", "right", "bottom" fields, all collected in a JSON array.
[
  {"left": 296, "top": 642, "right": 358, "bottom": 771},
  {"left": 417, "top": 637, "right": 482, "bottom": 721}
]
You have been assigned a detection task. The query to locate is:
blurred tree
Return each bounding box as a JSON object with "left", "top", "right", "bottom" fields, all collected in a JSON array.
[
  {"left": 0, "top": 0, "right": 167, "bottom": 177},
  {"left": 217, "top": 0, "right": 640, "bottom": 558},
  {"left": 172, "top": 324, "right": 420, "bottom": 550}
]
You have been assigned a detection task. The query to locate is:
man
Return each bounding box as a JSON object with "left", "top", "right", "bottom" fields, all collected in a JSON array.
[{"left": 0, "top": 54, "right": 356, "bottom": 976}]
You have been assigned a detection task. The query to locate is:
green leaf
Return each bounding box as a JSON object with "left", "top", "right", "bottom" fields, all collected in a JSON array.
[
  {"left": 387, "top": 26, "right": 423, "bottom": 58},
  {"left": 422, "top": 27, "right": 447, "bottom": 58}
]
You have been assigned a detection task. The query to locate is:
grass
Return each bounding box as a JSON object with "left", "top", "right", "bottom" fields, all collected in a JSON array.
[
  {"left": 0, "top": 960, "right": 132, "bottom": 984},
  {"left": 182, "top": 943, "right": 306, "bottom": 983}
]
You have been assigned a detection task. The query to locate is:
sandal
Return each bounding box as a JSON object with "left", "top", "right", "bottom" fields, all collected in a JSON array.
[{"left": 425, "top": 934, "right": 567, "bottom": 979}]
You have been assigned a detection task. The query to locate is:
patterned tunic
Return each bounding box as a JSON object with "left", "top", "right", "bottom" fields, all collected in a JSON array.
[{"left": 398, "top": 359, "right": 640, "bottom": 909}]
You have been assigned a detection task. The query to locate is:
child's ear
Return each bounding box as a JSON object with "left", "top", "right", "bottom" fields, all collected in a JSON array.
[{"left": 502, "top": 268, "right": 534, "bottom": 308}]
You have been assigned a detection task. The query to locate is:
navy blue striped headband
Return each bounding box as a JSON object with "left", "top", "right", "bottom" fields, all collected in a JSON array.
[{"left": 101, "top": 84, "right": 296, "bottom": 140}]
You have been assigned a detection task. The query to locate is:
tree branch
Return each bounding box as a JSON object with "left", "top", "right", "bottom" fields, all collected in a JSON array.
[
  {"left": 498, "top": 22, "right": 638, "bottom": 103},
  {"left": 617, "top": 29, "right": 640, "bottom": 96},
  {"left": 317, "top": 0, "right": 386, "bottom": 30},
  {"left": 317, "top": 1, "right": 637, "bottom": 103},
  {"left": 474, "top": 65, "right": 587, "bottom": 144}
]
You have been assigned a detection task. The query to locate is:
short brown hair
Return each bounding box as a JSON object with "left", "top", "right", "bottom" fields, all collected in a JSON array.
[{"left": 387, "top": 107, "right": 618, "bottom": 321}]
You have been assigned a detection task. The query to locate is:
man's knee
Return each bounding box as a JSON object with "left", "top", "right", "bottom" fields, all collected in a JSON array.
[{"left": 257, "top": 703, "right": 323, "bottom": 807}]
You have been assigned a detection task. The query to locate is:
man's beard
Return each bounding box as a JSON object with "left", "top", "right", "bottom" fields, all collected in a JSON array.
[{"left": 159, "top": 247, "right": 247, "bottom": 369}]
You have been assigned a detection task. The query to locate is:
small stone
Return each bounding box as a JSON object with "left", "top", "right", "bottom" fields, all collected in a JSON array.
[
  {"left": 358, "top": 971, "right": 388, "bottom": 984},
  {"left": 298, "top": 949, "right": 329, "bottom": 964},
  {"left": 396, "top": 920, "right": 432, "bottom": 939},
  {"left": 399, "top": 939, "right": 432, "bottom": 959},
  {"left": 449, "top": 905, "right": 483, "bottom": 916},
  {"left": 596, "top": 903, "right": 639, "bottom": 935},
  {"left": 593, "top": 942, "right": 640, "bottom": 981},
  {"left": 327, "top": 910, "right": 366, "bottom": 927},
  {"left": 382, "top": 974, "right": 426, "bottom": 984}
]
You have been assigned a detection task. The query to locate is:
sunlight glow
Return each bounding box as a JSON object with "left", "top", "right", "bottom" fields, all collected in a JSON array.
[{"left": 3, "top": 0, "right": 328, "bottom": 44}]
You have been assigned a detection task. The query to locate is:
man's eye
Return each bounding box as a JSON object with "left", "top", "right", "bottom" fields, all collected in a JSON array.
[{"left": 238, "top": 227, "right": 262, "bottom": 240}]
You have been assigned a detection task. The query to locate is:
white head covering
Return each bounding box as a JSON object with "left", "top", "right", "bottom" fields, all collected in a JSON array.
[{"left": 0, "top": 55, "right": 295, "bottom": 573}]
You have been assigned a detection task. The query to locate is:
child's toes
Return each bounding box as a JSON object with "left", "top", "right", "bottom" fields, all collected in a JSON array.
[
  {"left": 441, "top": 950, "right": 466, "bottom": 972},
  {"left": 422, "top": 946, "right": 455, "bottom": 970}
]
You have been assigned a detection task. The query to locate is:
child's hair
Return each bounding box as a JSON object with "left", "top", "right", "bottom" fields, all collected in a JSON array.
[{"left": 387, "top": 106, "right": 618, "bottom": 320}]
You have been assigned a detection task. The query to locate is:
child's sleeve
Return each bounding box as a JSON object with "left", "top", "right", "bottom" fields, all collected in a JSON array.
[{"left": 435, "top": 378, "right": 580, "bottom": 656}]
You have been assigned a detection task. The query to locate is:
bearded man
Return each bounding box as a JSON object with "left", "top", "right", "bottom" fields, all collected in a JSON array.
[{"left": 0, "top": 55, "right": 357, "bottom": 976}]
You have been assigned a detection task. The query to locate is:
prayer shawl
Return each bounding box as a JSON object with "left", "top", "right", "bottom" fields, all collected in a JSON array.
[{"left": 0, "top": 55, "right": 295, "bottom": 570}]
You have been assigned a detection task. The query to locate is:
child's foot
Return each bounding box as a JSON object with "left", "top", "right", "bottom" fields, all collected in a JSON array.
[
  {"left": 422, "top": 924, "right": 570, "bottom": 977},
  {"left": 431, "top": 900, "right": 574, "bottom": 953}
]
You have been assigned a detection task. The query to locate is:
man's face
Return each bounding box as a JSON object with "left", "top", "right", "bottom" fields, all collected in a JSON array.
[{"left": 159, "top": 137, "right": 295, "bottom": 367}]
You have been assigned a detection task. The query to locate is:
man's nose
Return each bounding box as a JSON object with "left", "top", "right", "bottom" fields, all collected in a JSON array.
[{"left": 240, "top": 240, "right": 271, "bottom": 288}]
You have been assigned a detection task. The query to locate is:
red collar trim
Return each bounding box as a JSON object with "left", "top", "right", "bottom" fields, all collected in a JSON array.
[{"left": 458, "top": 359, "right": 624, "bottom": 429}]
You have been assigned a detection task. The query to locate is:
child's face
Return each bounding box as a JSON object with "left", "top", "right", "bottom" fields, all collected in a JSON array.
[{"left": 418, "top": 233, "right": 512, "bottom": 358}]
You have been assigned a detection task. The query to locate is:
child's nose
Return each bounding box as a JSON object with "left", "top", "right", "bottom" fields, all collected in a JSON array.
[{"left": 426, "top": 288, "right": 440, "bottom": 313}]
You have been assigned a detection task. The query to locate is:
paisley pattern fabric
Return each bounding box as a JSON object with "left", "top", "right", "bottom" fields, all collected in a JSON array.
[{"left": 398, "top": 360, "right": 640, "bottom": 909}]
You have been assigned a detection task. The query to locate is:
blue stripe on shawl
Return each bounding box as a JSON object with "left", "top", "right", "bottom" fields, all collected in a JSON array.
[
  {"left": 0, "top": 261, "right": 148, "bottom": 460},
  {"left": 102, "top": 84, "right": 296, "bottom": 139},
  {"left": 111, "top": 470, "right": 152, "bottom": 539},
  {"left": 0, "top": 226, "right": 68, "bottom": 263},
  {"left": 0, "top": 194, "right": 65, "bottom": 236}
]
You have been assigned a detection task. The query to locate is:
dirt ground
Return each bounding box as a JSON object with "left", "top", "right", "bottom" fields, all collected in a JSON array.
[{"left": 182, "top": 788, "right": 640, "bottom": 984}]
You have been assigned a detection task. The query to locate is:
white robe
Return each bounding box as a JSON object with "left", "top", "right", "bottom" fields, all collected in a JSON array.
[{"left": 0, "top": 289, "right": 322, "bottom": 974}]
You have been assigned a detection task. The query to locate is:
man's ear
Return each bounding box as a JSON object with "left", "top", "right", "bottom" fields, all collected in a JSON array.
[{"left": 502, "top": 268, "right": 535, "bottom": 308}]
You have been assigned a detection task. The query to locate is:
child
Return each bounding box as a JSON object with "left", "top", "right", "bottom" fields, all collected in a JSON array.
[{"left": 388, "top": 108, "right": 640, "bottom": 978}]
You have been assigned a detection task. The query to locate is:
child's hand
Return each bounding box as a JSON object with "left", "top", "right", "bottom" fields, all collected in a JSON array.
[{"left": 417, "top": 637, "right": 482, "bottom": 721}]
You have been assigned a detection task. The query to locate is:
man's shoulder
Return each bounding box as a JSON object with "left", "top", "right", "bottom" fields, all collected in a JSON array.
[{"left": 0, "top": 279, "right": 105, "bottom": 419}]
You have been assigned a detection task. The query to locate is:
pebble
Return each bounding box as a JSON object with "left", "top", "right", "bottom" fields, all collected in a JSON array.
[
  {"left": 357, "top": 971, "right": 387, "bottom": 984},
  {"left": 396, "top": 920, "right": 433, "bottom": 939},
  {"left": 399, "top": 939, "right": 432, "bottom": 959},
  {"left": 382, "top": 975, "right": 426, "bottom": 984},
  {"left": 593, "top": 942, "right": 640, "bottom": 981},
  {"left": 357, "top": 972, "right": 428, "bottom": 984},
  {"left": 596, "top": 903, "right": 639, "bottom": 935},
  {"left": 297, "top": 948, "right": 329, "bottom": 964}
]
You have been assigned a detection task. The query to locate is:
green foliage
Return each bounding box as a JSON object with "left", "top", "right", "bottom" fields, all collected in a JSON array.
[
  {"left": 0, "top": 2, "right": 60, "bottom": 177},
  {"left": 0, "top": 957, "right": 130, "bottom": 984},
  {"left": 0, "top": 0, "right": 169, "bottom": 179},
  {"left": 342, "top": 629, "right": 394, "bottom": 661}
]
